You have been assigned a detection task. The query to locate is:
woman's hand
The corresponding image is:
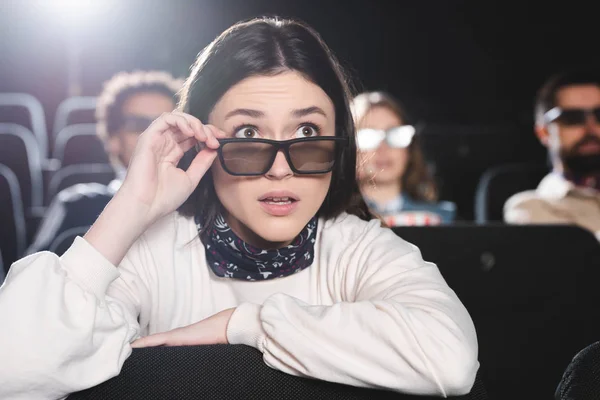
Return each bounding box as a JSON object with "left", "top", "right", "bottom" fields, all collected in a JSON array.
[
  {"left": 119, "top": 111, "right": 225, "bottom": 225},
  {"left": 131, "top": 308, "right": 236, "bottom": 348},
  {"left": 84, "top": 112, "right": 225, "bottom": 266}
]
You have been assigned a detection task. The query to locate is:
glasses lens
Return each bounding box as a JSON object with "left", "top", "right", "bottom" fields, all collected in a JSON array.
[
  {"left": 289, "top": 139, "right": 337, "bottom": 172},
  {"left": 557, "top": 109, "right": 586, "bottom": 126},
  {"left": 220, "top": 141, "right": 275, "bottom": 174},
  {"left": 386, "top": 125, "right": 415, "bottom": 148},
  {"left": 357, "top": 129, "right": 385, "bottom": 150}
]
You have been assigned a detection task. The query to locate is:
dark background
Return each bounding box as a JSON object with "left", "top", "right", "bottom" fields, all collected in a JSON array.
[{"left": 1, "top": 0, "right": 598, "bottom": 218}]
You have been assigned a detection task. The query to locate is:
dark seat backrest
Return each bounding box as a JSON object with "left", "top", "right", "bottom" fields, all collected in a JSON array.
[
  {"left": 0, "top": 164, "right": 27, "bottom": 273},
  {"left": 474, "top": 162, "right": 548, "bottom": 223},
  {"left": 0, "top": 123, "right": 44, "bottom": 210},
  {"left": 0, "top": 106, "right": 33, "bottom": 133},
  {"left": 0, "top": 93, "right": 48, "bottom": 158},
  {"left": 52, "top": 124, "right": 108, "bottom": 167},
  {"left": 52, "top": 97, "right": 98, "bottom": 148},
  {"left": 392, "top": 225, "right": 600, "bottom": 400},
  {"left": 47, "top": 163, "right": 115, "bottom": 202},
  {"left": 68, "top": 345, "right": 488, "bottom": 400},
  {"left": 555, "top": 341, "right": 600, "bottom": 400}
]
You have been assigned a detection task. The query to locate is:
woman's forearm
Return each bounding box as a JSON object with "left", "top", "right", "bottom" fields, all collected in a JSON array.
[{"left": 84, "top": 190, "right": 151, "bottom": 267}]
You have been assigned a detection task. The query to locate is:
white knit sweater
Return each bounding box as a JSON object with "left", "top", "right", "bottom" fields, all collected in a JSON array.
[{"left": 0, "top": 212, "right": 478, "bottom": 399}]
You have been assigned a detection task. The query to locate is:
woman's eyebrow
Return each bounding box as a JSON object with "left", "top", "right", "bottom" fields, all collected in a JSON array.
[
  {"left": 224, "top": 106, "right": 327, "bottom": 120},
  {"left": 292, "top": 106, "right": 327, "bottom": 118},
  {"left": 225, "top": 108, "right": 264, "bottom": 120}
]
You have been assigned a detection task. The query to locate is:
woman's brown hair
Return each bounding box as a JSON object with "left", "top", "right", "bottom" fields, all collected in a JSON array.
[{"left": 352, "top": 91, "right": 438, "bottom": 202}]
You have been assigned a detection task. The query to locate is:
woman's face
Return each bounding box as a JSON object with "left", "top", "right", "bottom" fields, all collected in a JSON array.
[
  {"left": 358, "top": 106, "right": 408, "bottom": 184},
  {"left": 208, "top": 71, "right": 335, "bottom": 248}
]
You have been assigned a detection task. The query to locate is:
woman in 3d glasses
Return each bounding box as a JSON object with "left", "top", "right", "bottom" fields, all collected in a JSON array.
[
  {"left": 353, "top": 92, "right": 457, "bottom": 226},
  {"left": 0, "top": 18, "right": 477, "bottom": 399}
]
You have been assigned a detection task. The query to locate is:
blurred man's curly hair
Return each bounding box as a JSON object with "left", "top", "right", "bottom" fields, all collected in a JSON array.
[{"left": 95, "top": 70, "right": 183, "bottom": 142}]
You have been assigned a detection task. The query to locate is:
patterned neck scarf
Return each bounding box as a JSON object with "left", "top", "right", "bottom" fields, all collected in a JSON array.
[{"left": 196, "top": 214, "right": 318, "bottom": 281}]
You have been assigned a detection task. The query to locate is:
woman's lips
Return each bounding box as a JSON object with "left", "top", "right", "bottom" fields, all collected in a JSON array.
[{"left": 259, "top": 198, "right": 299, "bottom": 216}]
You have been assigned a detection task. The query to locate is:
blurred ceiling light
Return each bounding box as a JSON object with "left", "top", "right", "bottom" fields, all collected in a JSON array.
[{"left": 35, "top": 0, "right": 110, "bottom": 28}]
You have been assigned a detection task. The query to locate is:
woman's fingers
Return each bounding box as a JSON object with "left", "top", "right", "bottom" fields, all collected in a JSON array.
[
  {"left": 205, "top": 124, "right": 227, "bottom": 148},
  {"left": 168, "top": 129, "right": 194, "bottom": 144},
  {"left": 172, "top": 111, "right": 218, "bottom": 147},
  {"left": 179, "top": 137, "right": 197, "bottom": 154},
  {"left": 168, "top": 112, "right": 227, "bottom": 151},
  {"left": 145, "top": 112, "right": 223, "bottom": 175},
  {"left": 196, "top": 123, "right": 224, "bottom": 150},
  {"left": 186, "top": 148, "right": 218, "bottom": 186},
  {"left": 131, "top": 327, "right": 193, "bottom": 348},
  {"left": 150, "top": 113, "right": 195, "bottom": 139},
  {"left": 131, "top": 333, "right": 168, "bottom": 348},
  {"left": 149, "top": 112, "right": 225, "bottom": 148},
  {"left": 172, "top": 111, "right": 204, "bottom": 139}
]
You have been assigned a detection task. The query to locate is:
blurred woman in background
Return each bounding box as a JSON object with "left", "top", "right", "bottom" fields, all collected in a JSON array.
[{"left": 353, "top": 91, "right": 456, "bottom": 226}]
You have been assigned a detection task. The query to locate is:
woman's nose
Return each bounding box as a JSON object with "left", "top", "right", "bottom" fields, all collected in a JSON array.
[{"left": 265, "top": 150, "right": 294, "bottom": 180}]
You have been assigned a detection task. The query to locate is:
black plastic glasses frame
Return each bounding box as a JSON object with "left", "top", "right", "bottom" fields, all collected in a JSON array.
[{"left": 216, "top": 136, "right": 349, "bottom": 176}]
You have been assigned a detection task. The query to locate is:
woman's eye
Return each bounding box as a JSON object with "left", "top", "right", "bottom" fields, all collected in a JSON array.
[
  {"left": 295, "top": 125, "right": 318, "bottom": 138},
  {"left": 234, "top": 127, "right": 259, "bottom": 138}
]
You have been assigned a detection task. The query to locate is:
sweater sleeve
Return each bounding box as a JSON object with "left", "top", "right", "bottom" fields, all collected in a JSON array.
[
  {"left": 227, "top": 221, "right": 479, "bottom": 397},
  {"left": 0, "top": 237, "right": 150, "bottom": 400}
]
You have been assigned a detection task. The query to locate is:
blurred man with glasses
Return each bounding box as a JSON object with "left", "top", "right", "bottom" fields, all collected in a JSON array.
[
  {"left": 26, "top": 71, "right": 182, "bottom": 254},
  {"left": 505, "top": 70, "right": 600, "bottom": 238}
]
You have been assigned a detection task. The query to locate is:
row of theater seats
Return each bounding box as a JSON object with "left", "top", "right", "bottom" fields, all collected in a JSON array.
[
  {"left": 0, "top": 94, "right": 116, "bottom": 269},
  {"left": 0, "top": 94, "right": 109, "bottom": 206},
  {"left": 63, "top": 224, "right": 599, "bottom": 399},
  {"left": 0, "top": 123, "right": 110, "bottom": 205}
]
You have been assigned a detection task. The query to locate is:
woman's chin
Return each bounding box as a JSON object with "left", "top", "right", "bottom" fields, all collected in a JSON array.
[
  {"left": 247, "top": 216, "right": 307, "bottom": 248},
  {"left": 255, "top": 218, "right": 308, "bottom": 245}
]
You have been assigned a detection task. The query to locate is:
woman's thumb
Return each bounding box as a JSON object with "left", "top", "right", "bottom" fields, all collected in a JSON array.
[{"left": 186, "top": 149, "right": 218, "bottom": 186}]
